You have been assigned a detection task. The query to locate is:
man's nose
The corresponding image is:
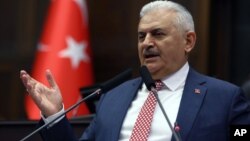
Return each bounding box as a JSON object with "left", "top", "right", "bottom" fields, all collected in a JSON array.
[{"left": 143, "top": 34, "right": 154, "bottom": 47}]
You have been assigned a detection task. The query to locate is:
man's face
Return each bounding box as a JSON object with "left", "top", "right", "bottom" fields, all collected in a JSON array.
[{"left": 138, "top": 9, "right": 195, "bottom": 79}]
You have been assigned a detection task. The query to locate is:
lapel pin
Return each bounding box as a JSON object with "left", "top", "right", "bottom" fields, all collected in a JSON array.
[{"left": 194, "top": 88, "right": 201, "bottom": 94}]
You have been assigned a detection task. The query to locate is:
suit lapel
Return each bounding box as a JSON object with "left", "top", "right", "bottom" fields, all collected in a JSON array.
[
  {"left": 173, "top": 68, "right": 207, "bottom": 141},
  {"left": 110, "top": 78, "right": 142, "bottom": 141}
]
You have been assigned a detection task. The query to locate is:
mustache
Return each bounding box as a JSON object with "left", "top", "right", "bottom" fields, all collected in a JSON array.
[{"left": 143, "top": 48, "right": 160, "bottom": 58}]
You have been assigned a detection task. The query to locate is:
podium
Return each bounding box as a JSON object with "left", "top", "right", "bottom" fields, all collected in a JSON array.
[{"left": 0, "top": 118, "right": 91, "bottom": 141}]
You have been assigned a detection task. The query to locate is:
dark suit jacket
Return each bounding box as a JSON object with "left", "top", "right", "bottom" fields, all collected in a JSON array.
[{"left": 40, "top": 68, "right": 250, "bottom": 141}]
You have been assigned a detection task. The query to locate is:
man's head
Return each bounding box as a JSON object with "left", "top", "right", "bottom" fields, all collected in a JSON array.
[{"left": 138, "top": 0, "right": 196, "bottom": 80}]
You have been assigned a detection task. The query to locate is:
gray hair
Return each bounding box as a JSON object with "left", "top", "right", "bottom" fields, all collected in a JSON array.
[{"left": 140, "top": 0, "right": 195, "bottom": 32}]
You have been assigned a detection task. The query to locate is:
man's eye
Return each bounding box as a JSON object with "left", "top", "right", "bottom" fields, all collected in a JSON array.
[
  {"left": 154, "top": 32, "right": 164, "bottom": 36},
  {"left": 138, "top": 33, "right": 145, "bottom": 40}
]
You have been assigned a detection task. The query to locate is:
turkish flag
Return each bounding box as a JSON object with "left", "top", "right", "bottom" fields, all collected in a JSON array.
[{"left": 25, "top": 0, "right": 93, "bottom": 120}]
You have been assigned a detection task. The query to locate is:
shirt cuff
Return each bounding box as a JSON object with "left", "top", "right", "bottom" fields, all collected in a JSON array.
[{"left": 41, "top": 105, "right": 65, "bottom": 128}]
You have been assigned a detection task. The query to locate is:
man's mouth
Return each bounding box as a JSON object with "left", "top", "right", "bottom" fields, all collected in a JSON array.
[{"left": 143, "top": 52, "right": 160, "bottom": 59}]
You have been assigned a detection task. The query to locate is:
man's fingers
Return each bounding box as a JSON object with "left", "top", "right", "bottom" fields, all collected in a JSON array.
[
  {"left": 20, "top": 70, "right": 38, "bottom": 93},
  {"left": 46, "top": 69, "right": 58, "bottom": 89},
  {"left": 20, "top": 70, "right": 26, "bottom": 77},
  {"left": 20, "top": 70, "right": 31, "bottom": 88}
]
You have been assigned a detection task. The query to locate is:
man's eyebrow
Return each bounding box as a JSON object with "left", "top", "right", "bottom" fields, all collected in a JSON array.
[
  {"left": 152, "top": 28, "right": 164, "bottom": 32},
  {"left": 138, "top": 27, "right": 163, "bottom": 33}
]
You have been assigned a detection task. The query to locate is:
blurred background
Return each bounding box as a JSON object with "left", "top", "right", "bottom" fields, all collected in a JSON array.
[{"left": 0, "top": 0, "right": 250, "bottom": 120}]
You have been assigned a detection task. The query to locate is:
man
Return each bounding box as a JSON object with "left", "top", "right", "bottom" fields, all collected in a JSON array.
[{"left": 20, "top": 1, "right": 250, "bottom": 141}]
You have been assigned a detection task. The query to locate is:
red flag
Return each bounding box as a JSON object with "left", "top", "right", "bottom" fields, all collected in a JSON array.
[{"left": 25, "top": 0, "right": 93, "bottom": 120}]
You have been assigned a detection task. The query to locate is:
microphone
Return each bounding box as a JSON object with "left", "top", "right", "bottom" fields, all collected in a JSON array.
[
  {"left": 20, "top": 68, "right": 133, "bottom": 141},
  {"left": 139, "top": 65, "right": 182, "bottom": 141}
]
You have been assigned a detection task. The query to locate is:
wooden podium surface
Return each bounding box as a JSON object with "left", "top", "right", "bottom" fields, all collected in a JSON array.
[{"left": 0, "top": 119, "right": 91, "bottom": 141}]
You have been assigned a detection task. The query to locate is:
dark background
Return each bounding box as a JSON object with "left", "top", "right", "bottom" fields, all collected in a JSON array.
[{"left": 0, "top": 0, "right": 250, "bottom": 120}]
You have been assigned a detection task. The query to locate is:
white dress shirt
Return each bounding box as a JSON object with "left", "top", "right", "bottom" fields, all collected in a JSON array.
[{"left": 119, "top": 62, "right": 189, "bottom": 141}]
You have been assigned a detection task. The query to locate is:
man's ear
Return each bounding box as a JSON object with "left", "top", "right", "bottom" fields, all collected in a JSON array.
[{"left": 184, "top": 31, "right": 196, "bottom": 53}]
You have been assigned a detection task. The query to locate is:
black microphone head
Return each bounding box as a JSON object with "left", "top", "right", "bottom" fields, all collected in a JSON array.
[
  {"left": 139, "top": 65, "right": 155, "bottom": 90},
  {"left": 100, "top": 68, "right": 133, "bottom": 93}
]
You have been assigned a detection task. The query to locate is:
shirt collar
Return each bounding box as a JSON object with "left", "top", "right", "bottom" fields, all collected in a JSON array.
[{"left": 161, "top": 62, "right": 189, "bottom": 91}]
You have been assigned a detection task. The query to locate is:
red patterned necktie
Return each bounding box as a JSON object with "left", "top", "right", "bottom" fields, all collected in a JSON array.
[{"left": 129, "top": 80, "right": 164, "bottom": 141}]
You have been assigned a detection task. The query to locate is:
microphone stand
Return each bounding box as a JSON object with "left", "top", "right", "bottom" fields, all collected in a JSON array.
[
  {"left": 19, "top": 88, "right": 102, "bottom": 141},
  {"left": 151, "top": 87, "right": 182, "bottom": 141}
]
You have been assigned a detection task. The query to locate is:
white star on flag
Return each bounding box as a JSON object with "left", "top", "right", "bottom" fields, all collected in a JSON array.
[{"left": 59, "top": 36, "right": 89, "bottom": 69}]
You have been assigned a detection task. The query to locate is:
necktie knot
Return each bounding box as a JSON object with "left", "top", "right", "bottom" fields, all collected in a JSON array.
[{"left": 155, "top": 80, "right": 164, "bottom": 91}]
